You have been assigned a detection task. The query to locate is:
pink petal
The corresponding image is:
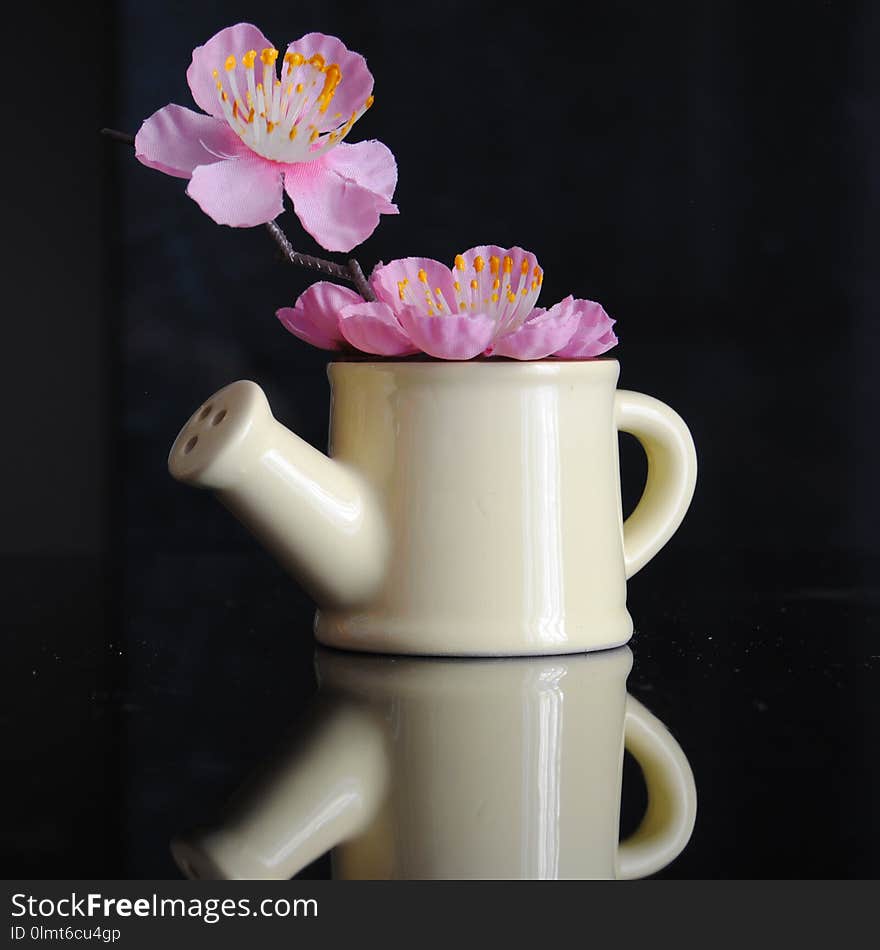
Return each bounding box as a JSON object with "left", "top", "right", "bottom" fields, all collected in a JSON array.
[
  {"left": 284, "top": 154, "right": 398, "bottom": 253},
  {"left": 593, "top": 329, "right": 619, "bottom": 351},
  {"left": 322, "top": 141, "right": 397, "bottom": 203},
  {"left": 277, "top": 281, "right": 362, "bottom": 350},
  {"left": 135, "top": 105, "right": 242, "bottom": 179},
  {"left": 187, "top": 155, "right": 284, "bottom": 227},
  {"left": 284, "top": 33, "right": 373, "bottom": 132},
  {"left": 338, "top": 302, "right": 417, "bottom": 356},
  {"left": 370, "top": 257, "right": 456, "bottom": 312},
  {"left": 187, "top": 22, "right": 274, "bottom": 120},
  {"left": 397, "top": 308, "right": 496, "bottom": 360},
  {"left": 493, "top": 297, "right": 581, "bottom": 360},
  {"left": 553, "top": 300, "right": 618, "bottom": 358}
]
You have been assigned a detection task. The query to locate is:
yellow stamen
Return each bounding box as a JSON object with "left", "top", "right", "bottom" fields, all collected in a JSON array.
[
  {"left": 453, "top": 281, "right": 460, "bottom": 291},
  {"left": 364, "top": 95, "right": 375, "bottom": 109},
  {"left": 317, "top": 64, "right": 342, "bottom": 113},
  {"left": 521, "top": 259, "right": 530, "bottom": 275},
  {"left": 474, "top": 256, "right": 485, "bottom": 272},
  {"left": 289, "top": 126, "right": 298, "bottom": 140},
  {"left": 503, "top": 256, "right": 513, "bottom": 274},
  {"left": 224, "top": 55, "right": 236, "bottom": 71},
  {"left": 489, "top": 255, "right": 500, "bottom": 275},
  {"left": 310, "top": 128, "right": 319, "bottom": 142},
  {"left": 491, "top": 293, "right": 499, "bottom": 302},
  {"left": 261, "top": 48, "right": 278, "bottom": 66},
  {"left": 507, "top": 292, "right": 516, "bottom": 303},
  {"left": 459, "top": 302, "right": 468, "bottom": 311},
  {"left": 417, "top": 269, "right": 428, "bottom": 283},
  {"left": 242, "top": 50, "right": 257, "bottom": 69},
  {"left": 295, "top": 82, "right": 304, "bottom": 93},
  {"left": 266, "top": 120, "right": 275, "bottom": 132},
  {"left": 309, "top": 53, "right": 326, "bottom": 71},
  {"left": 284, "top": 51, "right": 304, "bottom": 73},
  {"left": 454, "top": 255, "right": 466, "bottom": 271},
  {"left": 470, "top": 279, "right": 479, "bottom": 290},
  {"left": 492, "top": 277, "right": 500, "bottom": 290}
]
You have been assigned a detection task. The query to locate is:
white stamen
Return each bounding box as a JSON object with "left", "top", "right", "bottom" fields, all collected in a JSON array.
[
  {"left": 210, "top": 48, "right": 370, "bottom": 163},
  {"left": 401, "top": 253, "right": 543, "bottom": 335}
]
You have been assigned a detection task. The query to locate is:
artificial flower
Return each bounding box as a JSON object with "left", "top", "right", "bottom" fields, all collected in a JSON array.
[
  {"left": 135, "top": 23, "right": 397, "bottom": 251},
  {"left": 277, "top": 245, "right": 617, "bottom": 360}
]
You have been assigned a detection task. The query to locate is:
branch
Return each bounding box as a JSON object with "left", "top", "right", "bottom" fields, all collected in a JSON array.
[
  {"left": 100, "top": 127, "right": 374, "bottom": 301},
  {"left": 263, "top": 221, "right": 374, "bottom": 300}
]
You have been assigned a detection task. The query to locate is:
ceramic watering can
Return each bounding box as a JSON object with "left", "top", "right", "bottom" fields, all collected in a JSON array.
[
  {"left": 171, "top": 646, "right": 697, "bottom": 880},
  {"left": 169, "top": 360, "right": 697, "bottom": 655}
]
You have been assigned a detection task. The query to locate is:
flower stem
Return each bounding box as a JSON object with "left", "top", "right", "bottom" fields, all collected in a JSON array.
[
  {"left": 100, "top": 127, "right": 375, "bottom": 301},
  {"left": 263, "top": 220, "right": 374, "bottom": 301},
  {"left": 100, "top": 128, "right": 134, "bottom": 145}
]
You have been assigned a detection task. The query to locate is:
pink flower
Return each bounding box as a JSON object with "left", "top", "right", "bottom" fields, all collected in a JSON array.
[
  {"left": 277, "top": 245, "right": 618, "bottom": 360},
  {"left": 134, "top": 23, "right": 397, "bottom": 252}
]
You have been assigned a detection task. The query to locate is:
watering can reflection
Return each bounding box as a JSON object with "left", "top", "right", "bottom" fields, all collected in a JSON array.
[
  {"left": 172, "top": 646, "right": 696, "bottom": 880},
  {"left": 169, "top": 361, "right": 697, "bottom": 657}
]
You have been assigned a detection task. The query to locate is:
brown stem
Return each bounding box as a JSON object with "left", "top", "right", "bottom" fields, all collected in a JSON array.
[
  {"left": 264, "top": 221, "right": 374, "bottom": 300},
  {"left": 100, "top": 127, "right": 375, "bottom": 300},
  {"left": 100, "top": 128, "right": 134, "bottom": 145}
]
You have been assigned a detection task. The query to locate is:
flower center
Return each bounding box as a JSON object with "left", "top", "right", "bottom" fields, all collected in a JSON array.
[
  {"left": 211, "top": 48, "right": 374, "bottom": 163},
  {"left": 396, "top": 254, "right": 544, "bottom": 335}
]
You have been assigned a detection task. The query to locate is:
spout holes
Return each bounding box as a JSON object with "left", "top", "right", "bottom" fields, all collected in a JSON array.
[
  {"left": 198, "top": 404, "right": 213, "bottom": 420},
  {"left": 183, "top": 436, "right": 198, "bottom": 454},
  {"left": 211, "top": 409, "right": 227, "bottom": 426}
]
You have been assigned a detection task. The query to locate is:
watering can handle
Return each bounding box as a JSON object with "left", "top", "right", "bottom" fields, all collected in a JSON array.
[
  {"left": 614, "top": 390, "right": 698, "bottom": 579},
  {"left": 617, "top": 694, "right": 698, "bottom": 879}
]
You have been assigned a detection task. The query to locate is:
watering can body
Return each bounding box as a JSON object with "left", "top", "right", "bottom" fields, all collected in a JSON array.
[{"left": 169, "top": 360, "right": 696, "bottom": 656}]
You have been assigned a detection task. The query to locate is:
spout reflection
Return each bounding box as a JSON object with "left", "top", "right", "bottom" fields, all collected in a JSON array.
[{"left": 173, "top": 647, "right": 696, "bottom": 880}]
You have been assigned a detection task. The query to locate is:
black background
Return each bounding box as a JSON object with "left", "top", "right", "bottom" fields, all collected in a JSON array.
[{"left": 2, "top": 0, "right": 878, "bottom": 878}]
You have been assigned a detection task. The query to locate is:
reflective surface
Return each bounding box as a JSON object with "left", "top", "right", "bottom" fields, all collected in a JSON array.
[
  {"left": 5, "top": 548, "right": 878, "bottom": 878},
  {"left": 172, "top": 647, "right": 696, "bottom": 880}
]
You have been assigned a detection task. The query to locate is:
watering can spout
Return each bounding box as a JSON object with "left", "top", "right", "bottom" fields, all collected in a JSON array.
[{"left": 168, "top": 380, "right": 387, "bottom": 609}]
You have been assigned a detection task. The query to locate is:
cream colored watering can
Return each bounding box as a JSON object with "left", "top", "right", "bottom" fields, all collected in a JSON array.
[
  {"left": 169, "top": 360, "right": 697, "bottom": 656},
  {"left": 172, "top": 647, "right": 697, "bottom": 880}
]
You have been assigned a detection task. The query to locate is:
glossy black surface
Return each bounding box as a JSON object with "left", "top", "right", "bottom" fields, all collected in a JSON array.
[
  {"left": 4, "top": 548, "right": 878, "bottom": 878},
  {"left": 4, "top": 0, "right": 879, "bottom": 879}
]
